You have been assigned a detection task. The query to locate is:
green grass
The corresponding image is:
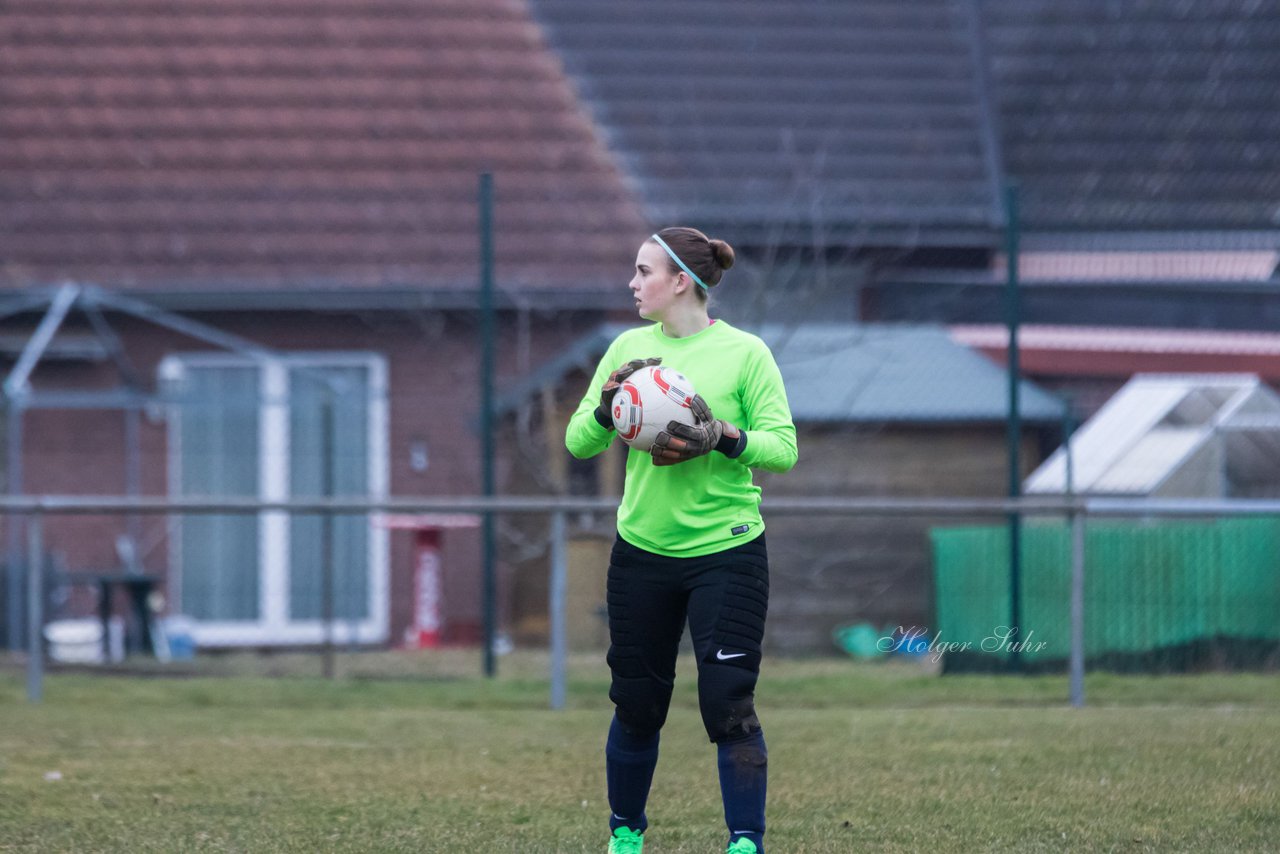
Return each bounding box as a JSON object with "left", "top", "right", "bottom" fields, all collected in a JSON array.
[{"left": 2, "top": 653, "right": 1278, "bottom": 852}]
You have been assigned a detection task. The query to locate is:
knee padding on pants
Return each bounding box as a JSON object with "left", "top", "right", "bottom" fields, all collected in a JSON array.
[
  {"left": 698, "top": 663, "right": 762, "bottom": 742},
  {"left": 609, "top": 675, "right": 673, "bottom": 737}
]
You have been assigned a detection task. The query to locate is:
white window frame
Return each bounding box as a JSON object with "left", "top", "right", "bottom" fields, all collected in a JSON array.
[{"left": 162, "top": 352, "right": 389, "bottom": 647}]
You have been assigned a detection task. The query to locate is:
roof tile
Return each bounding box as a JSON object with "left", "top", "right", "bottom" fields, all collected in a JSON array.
[
  {"left": 983, "top": 0, "right": 1280, "bottom": 231},
  {"left": 532, "top": 0, "right": 1000, "bottom": 244},
  {"left": 0, "top": 0, "right": 647, "bottom": 291}
]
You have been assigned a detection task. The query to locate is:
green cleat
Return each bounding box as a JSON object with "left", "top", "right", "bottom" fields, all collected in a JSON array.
[
  {"left": 727, "top": 838, "right": 759, "bottom": 854},
  {"left": 608, "top": 825, "right": 644, "bottom": 854}
]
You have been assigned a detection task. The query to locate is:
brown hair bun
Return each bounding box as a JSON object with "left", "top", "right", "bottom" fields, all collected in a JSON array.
[{"left": 708, "top": 239, "right": 735, "bottom": 271}]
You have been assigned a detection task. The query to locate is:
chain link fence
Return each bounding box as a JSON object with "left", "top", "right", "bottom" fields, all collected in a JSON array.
[{"left": 6, "top": 496, "right": 1279, "bottom": 709}]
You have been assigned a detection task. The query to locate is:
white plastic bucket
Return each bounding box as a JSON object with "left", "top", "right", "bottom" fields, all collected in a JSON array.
[{"left": 43, "top": 619, "right": 104, "bottom": 664}]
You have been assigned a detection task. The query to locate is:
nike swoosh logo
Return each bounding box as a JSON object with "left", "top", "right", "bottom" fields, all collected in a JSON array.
[{"left": 716, "top": 650, "right": 747, "bottom": 660}]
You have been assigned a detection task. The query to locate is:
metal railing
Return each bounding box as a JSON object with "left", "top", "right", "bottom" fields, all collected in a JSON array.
[{"left": 14, "top": 494, "right": 1280, "bottom": 707}]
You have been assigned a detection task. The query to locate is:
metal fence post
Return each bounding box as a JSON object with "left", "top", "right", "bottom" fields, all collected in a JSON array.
[
  {"left": 320, "top": 386, "right": 336, "bottom": 679},
  {"left": 1004, "top": 181, "right": 1024, "bottom": 673},
  {"left": 1063, "top": 400, "right": 1085, "bottom": 707},
  {"left": 479, "top": 171, "right": 497, "bottom": 680},
  {"left": 26, "top": 510, "right": 44, "bottom": 703},
  {"left": 7, "top": 402, "right": 26, "bottom": 651},
  {"left": 1069, "top": 503, "right": 1086, "bottom": 707},
  {"left": 549, "top": 510, "right": 567, "bottom": 711}
]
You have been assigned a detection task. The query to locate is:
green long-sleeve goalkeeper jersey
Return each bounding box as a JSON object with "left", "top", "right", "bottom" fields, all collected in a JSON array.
[{"left": 565, "top": 320, "right": 797, "bottom": 558}]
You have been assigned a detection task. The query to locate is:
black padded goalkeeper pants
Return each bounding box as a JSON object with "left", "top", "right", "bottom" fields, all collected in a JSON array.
[{"left": 606, "top": 532, "right": 769, "bottom": 743}]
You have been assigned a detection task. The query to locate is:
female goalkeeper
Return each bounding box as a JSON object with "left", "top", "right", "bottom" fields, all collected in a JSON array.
[{"left": 565, "top": 227, "right": 797, "bottom": 854}]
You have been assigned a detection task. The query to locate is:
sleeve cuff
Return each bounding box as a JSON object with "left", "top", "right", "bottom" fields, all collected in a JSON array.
[
  {"left": 593, "top": 405, "right": 614, "bottom": 430},
  {"left": 715, "top": 429, "right": 747, "bottom": 459}
]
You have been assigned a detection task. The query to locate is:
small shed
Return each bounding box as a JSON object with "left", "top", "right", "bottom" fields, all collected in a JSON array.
[{"left": 1025, "top": 374, "right": 1280, "bottom": 498}]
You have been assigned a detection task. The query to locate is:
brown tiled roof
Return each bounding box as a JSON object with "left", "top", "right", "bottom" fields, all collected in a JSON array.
[{"left": 0, "top": 0, "right": 648, "bottom": 293}]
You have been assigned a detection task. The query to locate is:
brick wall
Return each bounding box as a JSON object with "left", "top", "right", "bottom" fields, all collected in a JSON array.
[{"left": 2, "top": 306, "right": 605, "bottom": 647}]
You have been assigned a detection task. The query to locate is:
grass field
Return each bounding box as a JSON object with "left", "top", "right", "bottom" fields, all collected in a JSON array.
[{"left": 2, "top": 652, "right": 1278, "bottom": 853}]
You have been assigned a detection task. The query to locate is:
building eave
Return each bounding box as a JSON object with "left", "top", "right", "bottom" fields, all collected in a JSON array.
[{"left": 0, "top": 284, "right": 633, "bottom": 314}]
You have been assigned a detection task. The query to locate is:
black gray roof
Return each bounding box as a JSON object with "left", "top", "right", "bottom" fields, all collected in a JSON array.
[
  {"left": 532, "top": 0, "right": 1002, "bottom": 246},
  {"left": 533, "top": 0, "right": 1280, "bottom": 242},
  {"left": 983, "top": 0, "right": 1280, "bottom": 234}
]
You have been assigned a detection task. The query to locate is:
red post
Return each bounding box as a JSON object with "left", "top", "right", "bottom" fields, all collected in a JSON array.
[
  {"left": 407, "top": 527, "right": 443, "bottom": 649},
  {"left": 381, "top": 514, "right": 480, "bottom": 651}
]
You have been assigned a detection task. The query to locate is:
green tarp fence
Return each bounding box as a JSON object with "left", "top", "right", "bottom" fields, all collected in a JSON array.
[{"left": 931, "top": 518, "right": 1280, "bottom": 671}]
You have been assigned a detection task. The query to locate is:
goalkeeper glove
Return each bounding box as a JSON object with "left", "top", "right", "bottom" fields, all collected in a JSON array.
[
  {"left": 650, "top": 394, "right": 745, "bottom": 466},
  {"left": 593, "top": 357, "right": 662, "bottom": 429}
]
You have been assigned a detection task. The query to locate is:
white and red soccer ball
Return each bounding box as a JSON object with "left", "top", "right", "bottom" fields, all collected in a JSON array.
[{"left": 611, "top": 365, "right": 699, "bottom": 451}]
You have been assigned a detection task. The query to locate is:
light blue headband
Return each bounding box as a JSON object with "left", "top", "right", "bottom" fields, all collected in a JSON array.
[{"left": 651, "top": 233, "right": 711, "bottom": 291}]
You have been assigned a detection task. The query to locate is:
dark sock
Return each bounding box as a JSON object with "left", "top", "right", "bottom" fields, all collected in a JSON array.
[
  {"left": 718, "top": 729, "right": 767, "bottom": 852},
  {"left": 605, "top": 715, "right": 659, "bottom": 833}
]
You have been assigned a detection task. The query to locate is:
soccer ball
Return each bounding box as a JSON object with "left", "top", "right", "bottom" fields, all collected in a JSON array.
[{"left": 611, "top": 365, "right": 699, "bottom": 451}]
